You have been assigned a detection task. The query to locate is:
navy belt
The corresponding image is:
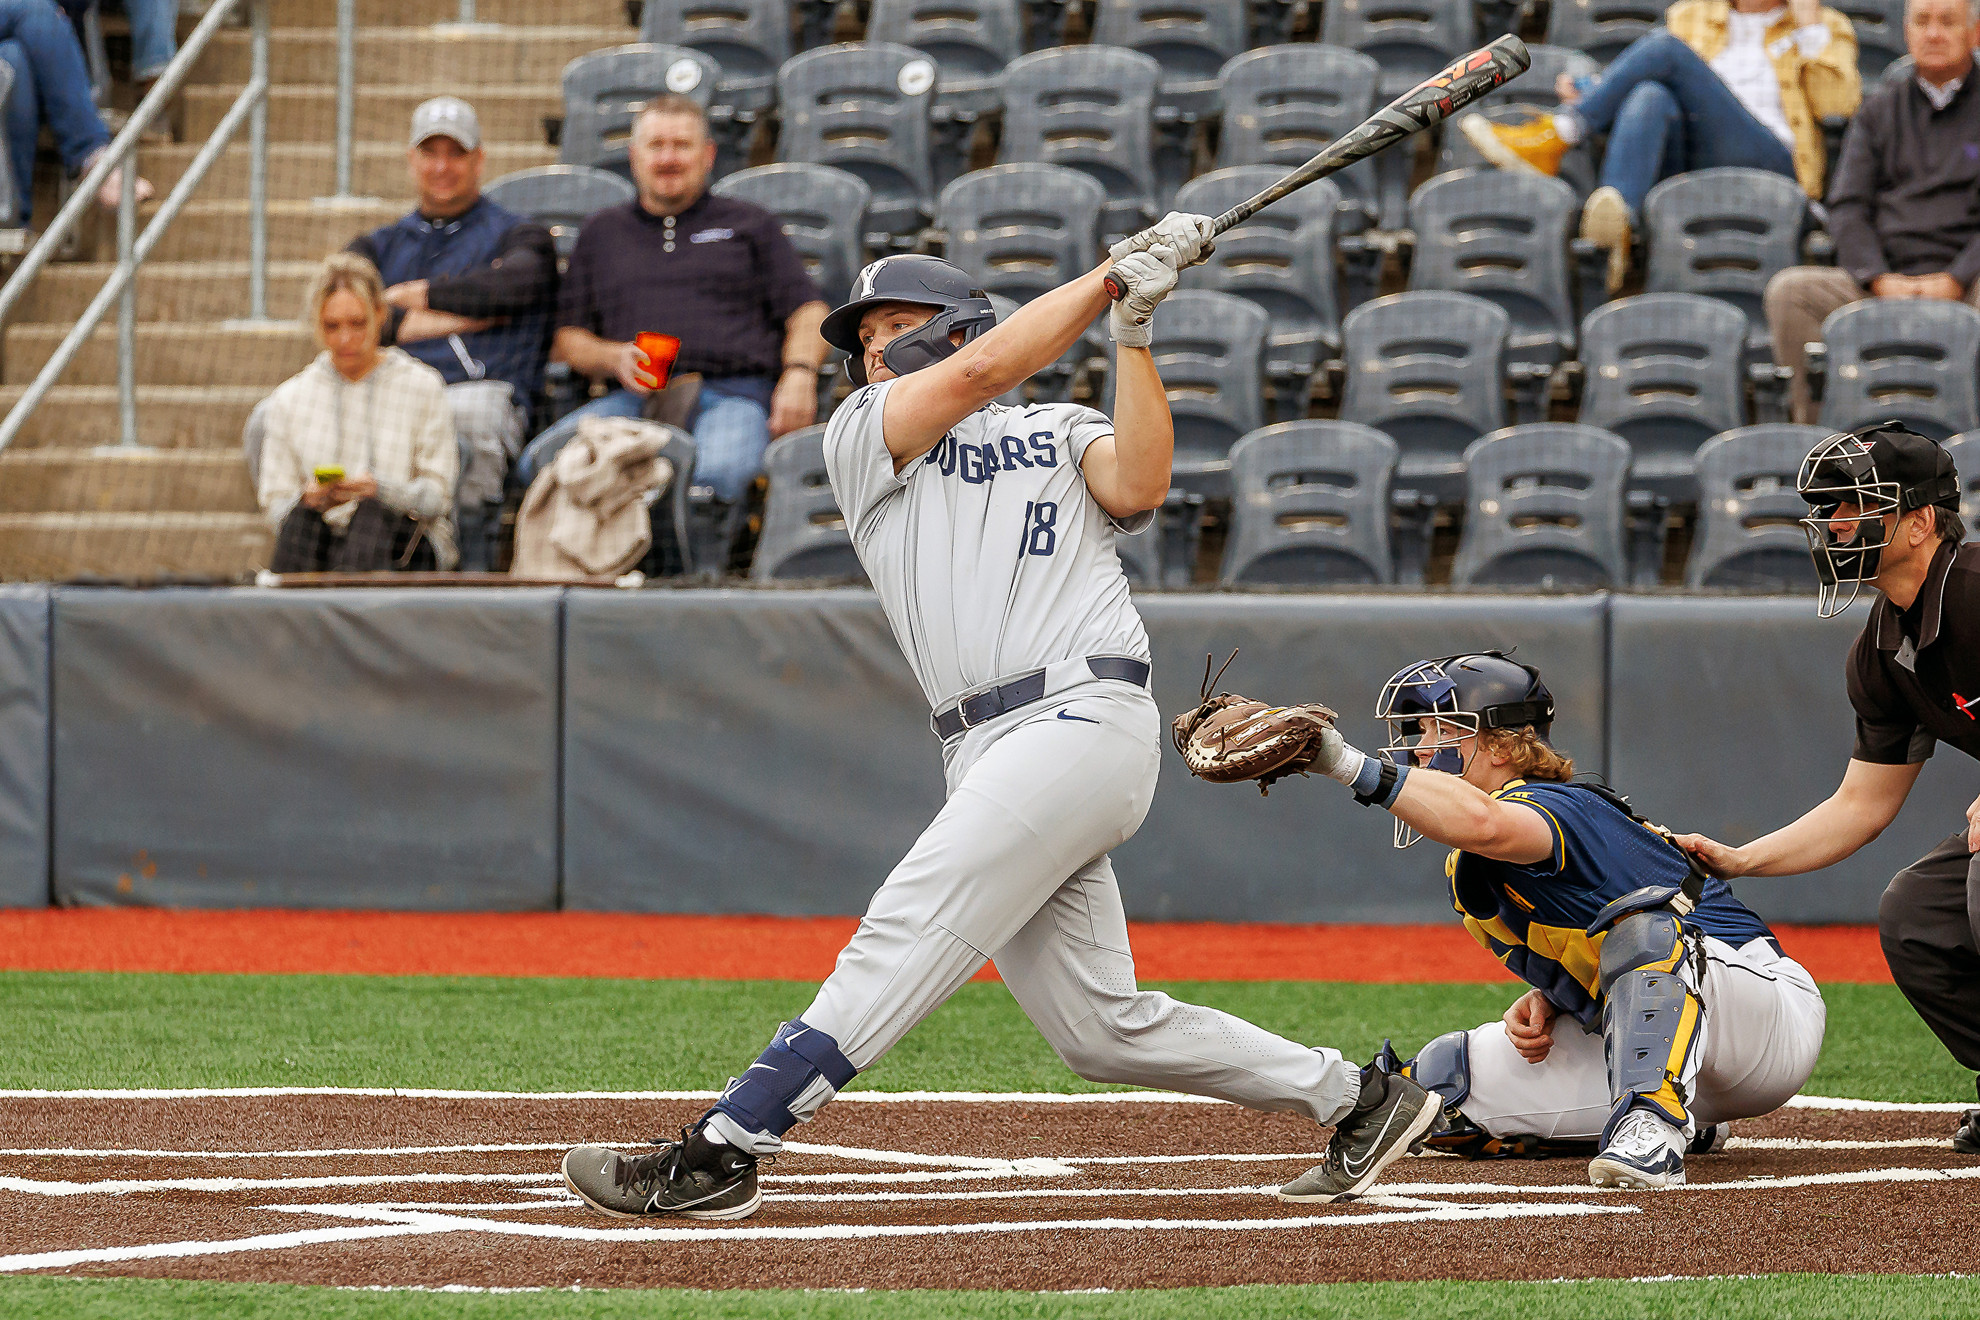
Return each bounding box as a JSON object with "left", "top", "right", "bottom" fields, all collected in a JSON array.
[{"left": 933, "top": 656, "right": 1150, "bottom": 740}]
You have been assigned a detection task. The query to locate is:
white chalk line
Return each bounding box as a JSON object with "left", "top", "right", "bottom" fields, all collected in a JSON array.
[
  {"left": 0, "top": 1142, "right": 1325, "bottom": 1168},
  {"left": 0, "top": 1171, "right": 561, "bottom": 1197},
  {"left": 0, "top": 1222, "right": 454, "bottom": 1274},
  {"left": 1726, "top": 1137, "right": 1947, "bottom": 1151},
  {"left": 0, "top": 1086, "right": 1221, "bottom": 1104},
  {"left": 0, "top": 1142, "right": 581, "bottom": 1160},
  {"left": 1381, "top": 1163, "right": 1980, "bottom": 1197},
  {"left": 780, "top": 1140, "right": 1077, "bottom": 1173}
]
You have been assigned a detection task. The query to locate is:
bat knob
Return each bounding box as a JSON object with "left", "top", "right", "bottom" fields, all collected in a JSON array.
[{"left": 1103, "top": 273, "right": 1126, "bottom": 302}]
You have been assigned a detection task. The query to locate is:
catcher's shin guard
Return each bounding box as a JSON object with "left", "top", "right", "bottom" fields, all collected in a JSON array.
[{"left": 1596, "top": 910, "right": 1704, "bottom": 1141}]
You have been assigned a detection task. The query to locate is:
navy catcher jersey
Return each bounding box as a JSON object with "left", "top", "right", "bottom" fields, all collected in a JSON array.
[{"left": 1447, "top": 779, "right": 1778, "bottom": 1028}]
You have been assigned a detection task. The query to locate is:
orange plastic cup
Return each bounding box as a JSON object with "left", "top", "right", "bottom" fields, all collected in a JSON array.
[{"left": 633, "top": 331, "right": 681, "bottom": 390}]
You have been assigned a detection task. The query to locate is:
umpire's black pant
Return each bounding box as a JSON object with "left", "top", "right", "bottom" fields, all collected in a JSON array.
[{"left": 1880, "top": 830, "right": 1980, "bottom": 1099}]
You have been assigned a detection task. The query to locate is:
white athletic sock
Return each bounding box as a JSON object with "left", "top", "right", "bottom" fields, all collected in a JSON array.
[{"left": 1552, "top": 111, "right": 1584, "bottom": 146}]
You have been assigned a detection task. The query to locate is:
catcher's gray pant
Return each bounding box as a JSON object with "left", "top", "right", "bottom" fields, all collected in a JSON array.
[
  {"left": 1456, "top": 936, "right": 1825, "bottom": 1140},
  {"left": 714, "top": 674, "right": 1358, "bottom": 1153}
]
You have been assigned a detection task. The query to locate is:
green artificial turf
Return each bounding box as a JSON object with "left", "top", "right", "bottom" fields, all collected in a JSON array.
[
  {"left": 3, "top": 1274, "right": 1978, "bottom": 1320},
  {"left": 0, "top": 972, "right": 1968, "bottom": 1102}
]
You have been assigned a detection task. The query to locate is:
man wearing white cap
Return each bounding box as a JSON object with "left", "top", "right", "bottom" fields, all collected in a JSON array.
[{"left": 345, "top": 95, "right": 560, "bottom": 568}]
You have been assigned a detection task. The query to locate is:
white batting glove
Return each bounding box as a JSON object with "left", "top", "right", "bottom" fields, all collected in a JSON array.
[
  {"left": 1108, "top": 246, "right": 1180, "bottom": 348},
  {"left": 1109, "top": 211, "right": 1217, "bottom": 269}
]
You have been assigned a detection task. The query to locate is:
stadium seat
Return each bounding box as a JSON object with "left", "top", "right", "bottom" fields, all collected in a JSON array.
[
  {"left": 559, "top": 45, "right": 726, "bottom": 178},
  {"left": 1813, "top": 299, "right": 1980, "bottom": 441},
  {"left": 712, "top": 163, "right": 872, "bottom": 307},
  {"left": 516, "top": 418, "right": 700, "bottom": 578},
  {"left": 997, "top": 46, "right": 1162, "bottom": 242},
  {"left": 1545, "top": 0, "right": 1662, "bottom": 63},
  {"left": 1104, "top": 289, "right": 1270, "bottom": 492},
  {"left": 1321, "top": 0, "right": 1476, "bottom": 229},
  {"left": 1215, "top": 45, "right": 1382, "bottom": 229},
  {"left": 752, "top": 424, "right": 869, "bottom": 582},
  {"left": 1643, "top": 168, "right": 1810, "bottom": 360},
  {"left": 1832, "top": 0, "right": 1907, "bottom": 78},
  {"left": 1577, "top": 293, "right": 1749, "bottom": 499},
  {"left": 1220, "top": 421, "right": 1399, "bottom": 586},
  {"left": 1339, "top": 290, "right": 1510, "bottom": 505},
  {"left": 1451, "top": 424, "right": 1632, "bottom": 590},
  {"left": 938, "top": 163, "right": 1105, "bottom": 304},
  {"left": 1407, "top": 169, "right": 1581, "bottom": 373},
  {"left": 1945, "top": 432, "right": 1980, "bottom": 534},
  {"left": 1497, "top": 44, "right": 1603, "bottom": 109},
  {"left": 776, "top": 43, "right": 939, "bottom": 248},
  {"left": 484, "top": 167, "right": 638, "bottom": 261},
  {"left": 865, "top": 0, "right": 1022, "bottom": 187},
  {"left": 640, "top": 0, "right": 790, "bottom": 115},
  {"left": 1089, "top": 0, "right": 1247, "bottom": 123},
  {"left": 1174, "top": 165, "right": 1349, "bottom": 409},
  {"left": 1685, "top": 424, "right": 1828, "bottom": 590}
]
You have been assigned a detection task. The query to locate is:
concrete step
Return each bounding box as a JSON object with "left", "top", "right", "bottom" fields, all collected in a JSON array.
[
  {"left": 0, "top": 385, "right": 268, "bottom": 449},
  {"left": 132, "top": 197, "right": 402, "bottom": 261},
  {"left": 142, "top": 141, "right": 555, "bottom": 199},
  {"left": 0, "top": 512, "right": 271, "bottom": 581},
  {"left": 184, "top": 84, "right": 563, "bottom": 144},
  {"left": 264, "top": 0, "right": 632, "bottom": 26},
  {"left": 0, "top": 448, "right": 258, "bottom": 513},
  {"left": 5, "top": 321, "right": 314, "bottom": 387},
  {"left": 193, "top": 25, "right": 634, "bottom": 85},
  {"left": 15, "top": 261, "right": 320, "bottom": 324}
]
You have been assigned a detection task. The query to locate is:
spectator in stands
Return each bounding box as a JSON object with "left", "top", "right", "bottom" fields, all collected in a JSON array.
[
  {"left": 549, "top": 94, "right": 828, "bottom": 507},
  {"left": 0, "top": 0, "right": 152, "bottom": 226},
  {"left": 258, "top": 254, "right": 460, "bottom": 574},
  {"left": 347, "top": 97, "right": 558, "bottom": 568},
  {"left": 1765, "top": 0, "right": 1980, "bottom": 422},
  {"left": 1462, "top": 0, "right": 1860, "bottom": 290},
  {"left": 57, "top": 1, "right": 176, "bottom": 107}
]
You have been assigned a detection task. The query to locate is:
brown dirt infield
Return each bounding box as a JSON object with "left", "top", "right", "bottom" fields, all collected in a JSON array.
[{"left": 2, "top": 1093, "right": 1970, "bottom": 1290}]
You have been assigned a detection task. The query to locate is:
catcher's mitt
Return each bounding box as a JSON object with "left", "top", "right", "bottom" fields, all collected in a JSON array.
[{"left": 1170, "top": 651, "right": 1338, "bottom": 796}]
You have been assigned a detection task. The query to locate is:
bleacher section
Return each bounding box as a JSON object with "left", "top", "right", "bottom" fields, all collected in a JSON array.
[{"left": 0, "top": 0, "right": 1969, "bottom": 588}]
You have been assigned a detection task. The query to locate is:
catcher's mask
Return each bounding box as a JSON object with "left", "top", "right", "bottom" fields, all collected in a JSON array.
[
  {"left": 1797, "top": 422, "right": 1961, "bottom": 618},
  {"left": 819, "top": 255, "right": 996, "bottom": 388},
  {"left": 1375, "top": 652, "right": 1556, "bottom": 849}
]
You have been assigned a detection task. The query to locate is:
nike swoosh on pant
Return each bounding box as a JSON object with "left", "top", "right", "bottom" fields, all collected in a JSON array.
[{"left": 1056, "top": 710, "right": 1099, "bottom": 723}]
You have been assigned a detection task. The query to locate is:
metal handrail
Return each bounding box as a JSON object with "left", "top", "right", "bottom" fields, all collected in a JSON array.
[{"left": 0, "top": 0, "right": 270, "bottom": 453}]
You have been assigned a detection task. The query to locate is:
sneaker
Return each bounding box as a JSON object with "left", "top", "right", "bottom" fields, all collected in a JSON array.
[
  {"left": 1688, "top": 1123, "right": 1727, "bottom": 1155},
  {"left": 1954, "top": 1108, "right": 1980, "bottom": 1156},
  {"left": 1581, "top": 186, "right": 1634, "bottom": 294},
  {"left": 1589, "top": 1109, "right": 1686, "bottom": 1189},
  {"left": 562, "top": 1125, "right": 761, "bottom": 1220},
  {"left": 1458, "top": 112, "right": 1572, "bottom": 177},
  {"left": 1278, "top": 1067, "right": 1438, "bottom": 1203}
]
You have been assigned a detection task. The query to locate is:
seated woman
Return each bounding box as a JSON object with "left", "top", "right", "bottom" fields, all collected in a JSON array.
[
  {"left": 257, "top": 252, "right": 460, "bottom": 573},
  {"left": 1461, "top": 0, "right": 1859, "bottom": 290}
]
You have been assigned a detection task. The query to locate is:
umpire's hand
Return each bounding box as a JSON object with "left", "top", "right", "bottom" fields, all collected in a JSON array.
[{"left": 1110, "top": 212, "right": 1216, "bottom": 269}]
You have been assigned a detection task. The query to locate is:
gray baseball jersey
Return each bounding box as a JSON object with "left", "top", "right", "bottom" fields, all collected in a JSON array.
[{"left": 824, "top": 380, "right": 1154, "bottom": 709}]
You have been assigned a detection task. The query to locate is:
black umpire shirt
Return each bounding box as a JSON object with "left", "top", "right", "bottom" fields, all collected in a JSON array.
[
  {"left": 555, "top": 191, "right": 822, "bottom": 380},
  {"left": 1847, "top": 540, "right": 1980, "bottom": 765}
]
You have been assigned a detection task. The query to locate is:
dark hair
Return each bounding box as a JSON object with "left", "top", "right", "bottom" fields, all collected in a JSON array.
[
  {"left": 638, "top": 94, "right": 709, "bottom": 135},
  {"left": 1934, "top": 504, "right": 1968, "bottom": 544}
]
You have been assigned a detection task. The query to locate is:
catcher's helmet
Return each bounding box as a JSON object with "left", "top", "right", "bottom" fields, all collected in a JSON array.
[
  {"left": 1374, "top": 652, "right": 1555, "bottom": 848},
  {"left": 1797, "top": 421, "right": 1961, "bottom": 618},
  {"left": 820, "top": 254, "right": 996, "bottom": 387}
]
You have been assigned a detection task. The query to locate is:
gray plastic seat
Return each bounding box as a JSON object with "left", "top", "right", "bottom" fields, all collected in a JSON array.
[
  {"left": 516, "top": 417, "right": 698, "bottom": 577},
  {"left": 1408, "top": 169, "right": 1579, "bottom": 368},
  {"left": 752, "top": 424, "right": 869, "bottom": 582},
  {"left": 938, "top": 163, "right": 1105, "bottom": 304},
  {"left": 1816, "top": 299, "right": 1980, "bottom": 441},
  {"left": 1685, "top": 424, "right": 1828, "bottom": 590},
  {"left": 1544, "top": 0, "right": 1663, "bottom": 62},
  {"left": 1945, "top": 431, "right": 1980, "bottom": 533},
  {"left": 1103, "top": 289, "right": 1270, "bottom": 491},
  {"left": 1643, "top": 168, "right": 1809, "bottom": 359},
  {"left": 1175, "top": 166, "right": 1345, "bottom": 398},
  {"left": 483, "top": 166, "right": 638, "bottom": 259},
  {"left": 1090, "top": 0, "right": 1247, "bottom": 122},
  {"left": 997, "top": 46, "right": 1161, "bottom": 241},
  {"left": 1340, "top": 291, "right": 1509, "bottom": 499},
  {"left": 641, "top": 0, "right": 790, "bottom": 114},
  {"left": 1220, "top": 421, "right": 1398, "bottom": 586},
  {"left": 1321, "top": 0, "right": 1477, "bottom": 98},
  {"left": 1451, "top": 424, "right": 1631, "bottom": 589},
  {"left": 559, "top": 45, "right": 725, "bottom": 177},
  {"left": 1215, "top": 45, "right": 1381, "bottom": 225},
  {"left": 1577, "top": 293, "right": 1749, "bottom": 495},
  {"left": 865, "top": 0, "right": 1021, "bottom": 118},
  {"left": 1494, "top": 44, "right": 1602, "bottom": 108},
  {"left": 711, "top": 163, "right": 871, "bottom": 306},
  {"left": 1833, "top": 0, "right": 1906, "bottom": 78},
  {"left": 776, "top": 43, "right": 938, "bottom": 243}
]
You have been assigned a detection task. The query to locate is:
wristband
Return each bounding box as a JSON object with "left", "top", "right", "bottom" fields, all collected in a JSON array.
[{"left": 1351, "top": 756, "right": 1410, "bottom": 809}]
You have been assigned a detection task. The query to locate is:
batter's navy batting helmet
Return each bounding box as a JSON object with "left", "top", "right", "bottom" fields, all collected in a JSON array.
[
  {"left": 1797, "top": 421, "right": 1962, "bottom": 618},
  {"left": 1374, "top": 652, "right": 1556, "bottom": 847},
  {"left": 820, "top": 255, "right": 997, "bottom": 387}
]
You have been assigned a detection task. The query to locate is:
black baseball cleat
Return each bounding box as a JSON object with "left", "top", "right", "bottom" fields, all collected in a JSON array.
[
  {"left": 1954, "top": 1109, "right": 1980, "bottom": 1156},
  {"left": 1279, "top": 1066, "right": 1437, "bottom": 1203},
  {"left": 562, "top": 1124, "right": 761, "bottom": 1220}
]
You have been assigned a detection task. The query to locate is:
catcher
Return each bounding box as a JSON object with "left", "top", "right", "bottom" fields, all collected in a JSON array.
[{"left": 1174, "top": 651, "right": 1827, "bottom": 1190}]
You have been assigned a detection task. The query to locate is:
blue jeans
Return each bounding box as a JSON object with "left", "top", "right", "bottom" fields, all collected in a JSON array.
[
  {"left": 115, "top": 0, "right": 177, "bottom": 81},
  {"left": 561, "top": 378, "right": 772, "bottom": 504},
  {"left": 0, "top": 0, "right": 110, "bottom": 224},
  {"left": 1572, "top": 29, "right": 1798, "bottom": 215}
]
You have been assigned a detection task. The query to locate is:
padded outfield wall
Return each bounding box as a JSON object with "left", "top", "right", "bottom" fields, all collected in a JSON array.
[{"left": 0, "top": 586, "right": 1968, "bottom": 922}]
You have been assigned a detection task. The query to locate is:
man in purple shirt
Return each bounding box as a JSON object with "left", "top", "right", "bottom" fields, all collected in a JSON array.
[{"left": 549, "top": 95, "right": 828, "bottom": 506}]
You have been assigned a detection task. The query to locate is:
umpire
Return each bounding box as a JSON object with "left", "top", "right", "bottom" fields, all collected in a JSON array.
[{"left": 1678, "top": 421, "right": 1979, "bottom": 1154}]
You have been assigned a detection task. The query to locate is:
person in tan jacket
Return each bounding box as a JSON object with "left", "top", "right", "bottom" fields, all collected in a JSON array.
[{"left": 1461, "top": 0, "right": 1860, "bottom": 289}]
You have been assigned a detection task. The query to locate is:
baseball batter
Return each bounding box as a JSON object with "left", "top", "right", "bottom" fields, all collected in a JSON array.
[{"left": 563, "top": 221, "right": 1434, "bottom": 1220}]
